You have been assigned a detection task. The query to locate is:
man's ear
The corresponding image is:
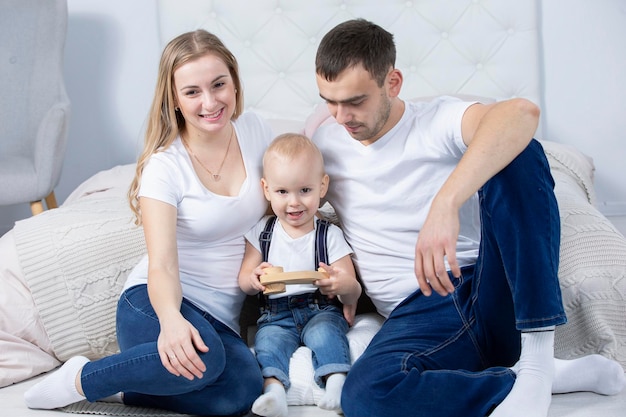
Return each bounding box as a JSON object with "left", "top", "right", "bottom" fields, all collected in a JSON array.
[
  {"left": 320, "top": 174, "right": 330, "bottom": 198},
  {"left": 387, "top": 68, "right": 403, "bottom": 98},
  {"left": 261, "top": 178, "right": 271, "bottom": 201}
]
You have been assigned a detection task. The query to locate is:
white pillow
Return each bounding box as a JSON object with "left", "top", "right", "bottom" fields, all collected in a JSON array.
[
  {"left": 0, "top": 230, "right": 60, "bottom": 387},
  {"left": 542, "top": 141, "right": 626, "bottom": 366}
]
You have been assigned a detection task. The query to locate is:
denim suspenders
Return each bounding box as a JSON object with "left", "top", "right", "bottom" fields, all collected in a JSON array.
[{"left": 257, "top": 216, "right": 331, "bottom": 308}]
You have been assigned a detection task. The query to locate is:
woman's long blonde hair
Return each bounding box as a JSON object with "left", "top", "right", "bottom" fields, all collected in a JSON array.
[{"left": 128, "top": 30, "right": 244, "bottom": 224}]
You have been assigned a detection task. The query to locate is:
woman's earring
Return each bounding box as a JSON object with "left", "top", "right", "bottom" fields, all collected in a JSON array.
[
  {"left": 234, "top": 88, "right": 238, "bottom": 94},
  {"left": 174, "top": 106, "right": 180, "bottom": 111}
]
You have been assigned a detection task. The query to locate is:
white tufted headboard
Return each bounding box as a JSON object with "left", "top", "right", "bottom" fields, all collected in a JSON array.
[{"left": 156, "top": 0, "right": 543, "bottom": 131}]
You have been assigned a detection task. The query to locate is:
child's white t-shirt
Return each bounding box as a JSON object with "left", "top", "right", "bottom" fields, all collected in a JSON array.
[
  {"left": 312, "top": 97, "right": 481, "bottom": 318},
  {"left": 245, "top": 215, "right": 353, "bottom": 299},
  {"left": 124, "top": 112, "right": 272, "bottom": 333}
]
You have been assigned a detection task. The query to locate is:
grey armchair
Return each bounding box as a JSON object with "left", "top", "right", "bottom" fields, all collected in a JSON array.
[{"left": 0, "top": 0, "right": 70, "bottom": 215}]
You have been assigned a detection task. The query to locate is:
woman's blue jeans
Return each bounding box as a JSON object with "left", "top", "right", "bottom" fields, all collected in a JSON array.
[
  {"left": 341, "top": 140, "right": 567, "bottom": 417},
  {"left": 79, "top": 284, "right": 263, "bottom": 416},
  {"left": 254, "top": 292, "right": 351, "bottom": 389}
]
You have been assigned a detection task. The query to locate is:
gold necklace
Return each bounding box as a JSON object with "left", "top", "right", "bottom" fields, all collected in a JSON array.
[{"left": 184, "top": 125, "right": 234, "bottom": 181}]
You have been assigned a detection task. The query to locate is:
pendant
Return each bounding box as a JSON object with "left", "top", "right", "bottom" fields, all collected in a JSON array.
[{"left": 213, "top": 174, "right": 221, "bottom": 181}]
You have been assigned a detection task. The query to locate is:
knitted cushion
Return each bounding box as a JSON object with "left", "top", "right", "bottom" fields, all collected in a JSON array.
[{"left": 14, "top": 196, "right": 145, "bottom": 361}]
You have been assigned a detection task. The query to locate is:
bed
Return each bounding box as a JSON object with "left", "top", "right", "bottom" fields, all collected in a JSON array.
[{"left": 2, "top": 1, "right": 626, "bottom": 416}]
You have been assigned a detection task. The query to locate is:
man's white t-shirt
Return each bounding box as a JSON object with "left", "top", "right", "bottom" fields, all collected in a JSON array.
[
  {"left": 245, "top": 215, "right": 353, "bottom": 298},
  {"left": 124, "top": 112, "right": 272, "bottom": 333},
  {"left": 312, "top": 97, "right": 481, "bottom": 318}
]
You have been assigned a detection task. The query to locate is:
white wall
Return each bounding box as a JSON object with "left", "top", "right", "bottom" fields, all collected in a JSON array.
[
  {"left": 541, "top": 0, "right": 626, "bottom": 218},
  {"left": 1, "top": 0, "right": 625, "bottom": 236}
]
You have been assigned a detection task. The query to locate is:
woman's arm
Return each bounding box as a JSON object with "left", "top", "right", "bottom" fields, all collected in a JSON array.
[{"left": 140, "top": 197, "right": 208, "bottom": 380}]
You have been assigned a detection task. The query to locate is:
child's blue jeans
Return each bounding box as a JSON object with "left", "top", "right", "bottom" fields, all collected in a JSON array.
[{"left": 254, "top": 292, "right": 351, "bottom": 388}]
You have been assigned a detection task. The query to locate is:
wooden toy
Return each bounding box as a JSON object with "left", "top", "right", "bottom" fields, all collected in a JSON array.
[{"left": 260, "top": 266, "right": 329, "bottom": 294}]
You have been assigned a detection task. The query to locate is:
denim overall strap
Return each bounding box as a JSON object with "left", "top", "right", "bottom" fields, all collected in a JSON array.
[
  {"left": 258, "top": 216, "right": 331, "bottom": 309},
  {"left": 314, "top": 218, "right": 330, "bottom": 266},
  {"left": 259, "top": 216, "right": 330, "bottom": 268},
  {"left": 257, "top": 216, "right": 278, "bottom": 309},
  {"left": 259, "top": 215, "right": 277, "bottom": 262}
]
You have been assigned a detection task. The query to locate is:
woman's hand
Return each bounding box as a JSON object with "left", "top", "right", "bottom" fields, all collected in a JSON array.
[{"left": 157, "top": 312, "right": 209, "bottom": 380}]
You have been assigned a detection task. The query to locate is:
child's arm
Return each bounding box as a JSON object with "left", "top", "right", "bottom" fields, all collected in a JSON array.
[
  {"left": 238, "top": 241, "right": 272, "bottom": 295},
  {"left": 316, "top": 255, "right": 362, "bottom": 325}
]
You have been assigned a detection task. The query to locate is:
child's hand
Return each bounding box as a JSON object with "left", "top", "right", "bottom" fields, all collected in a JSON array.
[
  {"left": 315, "top": 256, "right": 362, "bottom": 308},
  {"left": 246, "top": 261, "right": 273, "bottom": 294},
  {"left": 315, "top": 262, "right": 340, "bottom": 298}
]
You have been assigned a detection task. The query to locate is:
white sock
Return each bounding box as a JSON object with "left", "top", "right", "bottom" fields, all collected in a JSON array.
[
  {"left": 490, "top": 329, "right": 555, "bottom": 417},
  {"left": 319, "top": 373, "right": 345, "bottom": 412},
  {"left": 24, "top": 356, "right": 89, "bottom": 409},
  {"left": 251, "top": 382, "right": 288, "bottom": 417},
  {"left": 100, "top": 392, "right": 124, "bottom": 403},
  {"left": 553, "top": 355, "right": 626, "bottom": 395}
]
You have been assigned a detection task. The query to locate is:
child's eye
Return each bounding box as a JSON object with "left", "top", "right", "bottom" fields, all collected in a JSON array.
[
  {"left": 277, "top": 189, "right": 287, "bottom": 195},
  {"left": 301, "top": 188, "right": 312, "bottom": 193}
]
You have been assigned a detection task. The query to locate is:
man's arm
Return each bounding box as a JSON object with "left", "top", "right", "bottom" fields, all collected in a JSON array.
[{"left": 415, "top": 98, "right": 540, "bottom": 296}]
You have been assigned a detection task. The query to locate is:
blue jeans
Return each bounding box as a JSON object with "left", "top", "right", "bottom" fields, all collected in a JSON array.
[
  {"left": 254, "top": 292, "right": 351, "bottom": 388},
  {"left": 80, "top": 284, "right": 263, "bottom": 416},
  {"left": 341, "top": 140, "right": 567, "bottom": 417}
]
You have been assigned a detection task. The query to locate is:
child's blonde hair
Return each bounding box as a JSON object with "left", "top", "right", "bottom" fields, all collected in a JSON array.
[{"left": 263, "top": 133, "right": 325, "bottom": 176}]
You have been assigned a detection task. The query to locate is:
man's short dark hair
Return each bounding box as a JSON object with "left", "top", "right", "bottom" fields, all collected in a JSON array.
[{"left": 315, "top": 19, "right": 396, "bottom": 87}]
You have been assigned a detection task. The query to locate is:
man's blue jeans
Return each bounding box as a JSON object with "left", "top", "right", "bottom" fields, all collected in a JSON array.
[
  {"left": 341, "top": 140, "right": 567, "bottom": 417},
  {"left": 79, "top": 284, "right": 263, "bottom": 416},
  {"left": 254, "top": 292, "right": 351, "bottom": 388}
]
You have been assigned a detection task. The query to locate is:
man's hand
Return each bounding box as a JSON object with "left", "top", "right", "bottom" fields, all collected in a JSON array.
[{"left": 414, "top": 201, "right": 461, "bottom": 297}]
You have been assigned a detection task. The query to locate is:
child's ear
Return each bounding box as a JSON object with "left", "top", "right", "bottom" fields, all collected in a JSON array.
[
  {"left": 320, "top": 174, "right": 330, "bottom": 198},
  {"left": 261, "top": 178, "right": 271, "bottom": 201}
]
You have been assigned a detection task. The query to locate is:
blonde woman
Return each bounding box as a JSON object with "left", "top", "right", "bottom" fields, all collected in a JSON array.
[{"left": 25, "top": 30, "right": 271, "bottom": 416}]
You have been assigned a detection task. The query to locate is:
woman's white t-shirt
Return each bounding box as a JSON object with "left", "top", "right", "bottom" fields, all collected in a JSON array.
[
  {"left": 124, "top": 112, "right": 272, "bottom": 333},
  {"left": 312, "top": 97, "right": 481, "bottom": 318}
]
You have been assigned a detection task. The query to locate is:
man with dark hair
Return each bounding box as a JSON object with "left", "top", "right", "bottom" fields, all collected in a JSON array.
[{"left": 312, "top": 18, "right": 625, "bottom": 417}]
